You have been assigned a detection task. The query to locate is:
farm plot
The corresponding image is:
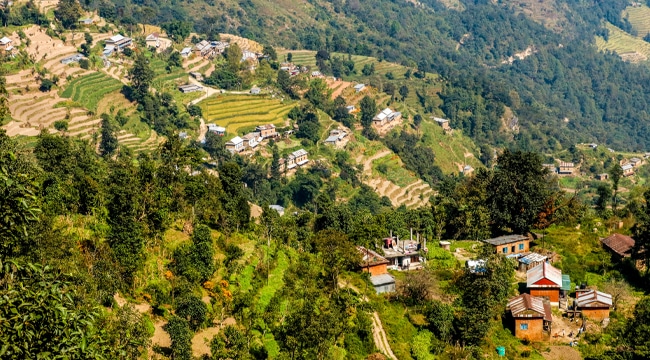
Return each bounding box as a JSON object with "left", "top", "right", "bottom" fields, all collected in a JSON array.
[
  {"left": 60, "top": 73, "right": 124, "bottom": 111},
  {"left": 199, "top": 95, "right": 296, "bottom": 135},
  {"left": 625, "top": 5, "right": 650, "bottom": 37},
  {"left": 595, "top": 22, "right": 650, "bottom": 62}
]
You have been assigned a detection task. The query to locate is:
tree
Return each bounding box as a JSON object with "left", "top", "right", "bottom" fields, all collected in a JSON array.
[
  {"left": 632, "top": 189, "right": 650, "bottom": 274},
  {"left": 359, "top": 96, "right": 377, "bottom": 129},
  {"left": 488, "top": 149, "right": 550, "bottom": 235},
  {"left": 305, "top": 78, "right": 331, "bottom": 109},
  {"left": 161, "top": 20, "right": 192, "bottom": 43},
  {"left": 398, "top": 269, "right": 435, "bottom": 305},
  {"left": 167, "top": 51, "right": 183, "bottom": 72},
  {"left": 224, "top": 43, "right": 243, "bottom": 72},
  {"left": 203, "top": 131, "right": 230, "bottom": 164},
  {"left": 609, "top": 163, "right": 624, "bottom": 212},
  {"left": 413, "top": 113, "right": 423, "bottom": 130},
  {"left": 99, "top": 114, "right": 118, "bottom": 157},
  {"left": 362, "top": 63, "right": 375, "bottom": 76},
  {"left": 625, "top": 296, "right": 650, "bottom": 357},
  {"left": 595, "top": 183, "right": 612, "bottom": 213},
  {"left": 175, "top": 295, "right": 208, "bottom": 331},
  {"left": 54, "top": 120, "right": 68, "bottom": 132},
  {"left": 54, "top": 0, "right": 83, "bottom": 29},
  {"left": 211, "top": 325, "right": 249, "bottom": 360},
  {"left": 173, "top": 224, "right": 216, "bottom": 283},
  {"left": 39, "top": 78, "right": 54, "bottom": 92},
  {"left": 399, "top": 85, "right": 410, "bottom": 100},
  {"left": 129, "top": 54, "right": 155, "bottom": 101},
  {"left": 165, "top": 316, "right": 192, "bottom": 360},
  {"left": 0, "top": 75, "right": 8, "bottom": 122},
  {"left": 287, "top": 52, "right": 293, "bottom": 62},
  {"left": 263, "top": 44, "right": 277, "bottom": 61},
  {"left": 219, "top": 162, "right": 250, "bottom": 232},
  {"left": 313, "top": 230, "right": 360, "bottom": 288}
]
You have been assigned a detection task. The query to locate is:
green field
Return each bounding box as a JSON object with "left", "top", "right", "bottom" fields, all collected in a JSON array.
[
  {"left": 624, "top": 5, "right": 650, "bottom": 37},
  {"left": 60, "top": 72, "right": 124, "bottom": 111},
  {"left": 595, "top": 22, "right": 650, "bottom": 62},
  {"left": 198, "top": 94, "right": 296, "bottom": 135},
  {"left": 278, "top": 50, "right": 420, "bottom": 80}
]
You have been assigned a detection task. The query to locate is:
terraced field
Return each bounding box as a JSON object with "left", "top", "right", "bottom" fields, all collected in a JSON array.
[
  {"left": 151, "top": 58, "right": 189, "bottom": 91},
  {"left": 595, "top": 22, "right": 650, "bottom": 62},
  {"left": 60, "top": 72, "right": 124, "bottom": 111},
  {"left": 625, "top": 5, "right": 650, "bottom": 37},
  {"left": 198, "top": 95, "right": 296, "bottom": 135},
  {"left": 279, "top": 50, "right": 413, "bottom": 79}
]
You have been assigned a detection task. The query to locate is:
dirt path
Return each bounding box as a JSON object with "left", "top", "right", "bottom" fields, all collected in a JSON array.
[
  {"left": 361, "top": 149, "right": 392, "bottom": 173},
  {"left": 541, "top": 345, "right": 582, "bottom": 360},
  {"left": 197, "top": 118, "right": 207, "bottom": 142},
  {"left": 338, "top": 280, "right": 396, "bottom": 359},
  {"left": 188, "top": 77, "right": 221, "bottom": 105}
]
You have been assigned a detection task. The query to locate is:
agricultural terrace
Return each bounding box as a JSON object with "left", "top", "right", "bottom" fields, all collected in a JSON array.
[
  {"left": 198, "top": 95, "right": 295, "bottom": 135},
  {"left": 60, "top": 72, "right": 124, "bottom": 112},
  {"left": 278, "top": 50, "right": 421, "bottom": 80},
  {"left": 150, "top": 57, "right": 189, "bottom": 91},
  {"left": 624, "top": 5, "right": 650, "bottom": 37},
  {"left": 595, "top": 22, "right": 650, "bottom": 62}
]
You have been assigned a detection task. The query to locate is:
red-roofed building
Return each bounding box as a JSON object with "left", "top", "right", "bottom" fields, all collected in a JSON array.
[
  {"left": 527, "top": 262, "right": 562, "bottom": 302},
  {"left": 507, "top": 293, "right": 552, "bottom": 341}
]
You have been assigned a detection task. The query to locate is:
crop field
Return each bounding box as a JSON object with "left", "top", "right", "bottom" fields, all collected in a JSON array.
[
  {"left": 150, "top": 57, "right": 189, "bottom": 91},
  {"left": 624, "top": 5, "right": 650, "bottom": 37},
  {"left": 279, "top": 50, "right": 425, "bottom": 80},
  {"left": 60, "top": 72, "right": 124, "bottom": 111},
  {"left": 595, "top": 22, "right": 650, "bottom": 62},
  {"left": 198, "top": 95, "right": 295, "bottom": 135}
]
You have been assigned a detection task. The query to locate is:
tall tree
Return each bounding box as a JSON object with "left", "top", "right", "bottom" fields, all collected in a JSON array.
[
  {"left": 224, "top": 43, "right": 243, "bottom": 72},
  {"left": 99, "top": 114, "right": 118, "bottom": 157},
  {"left": 632, "top": 189, "right": 650, "bottom": 274},
  {"left": 609, "top": 163, "right": 624, "bottom": 213},
  {"left": 359, "top": 96, "right": 377, "bottom": 129},
  {"left": 54, "top": 0, "right": 83, "bottom": 29},
  {"left": 129, "top": 54, "right": 155, "bottom": 102}
]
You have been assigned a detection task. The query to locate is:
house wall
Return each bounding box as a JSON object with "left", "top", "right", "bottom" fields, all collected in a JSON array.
[
  {"left": 581, "top": 308, "right": 610, "bottom": 321},
  {"left": 374, "top": 282, "right": 395, "bottom": 294},
  {"left": 513, "top": 318, "right": 545, "bottom": 341},
  {"left": 493, "top": 240, "right": 529, "bottom": 255},
  {"left": 362, "top": 264, "right": 388, "bottom": 276},
  {"left": 530, "top": 288, "right": 560, "bottom": 302}
]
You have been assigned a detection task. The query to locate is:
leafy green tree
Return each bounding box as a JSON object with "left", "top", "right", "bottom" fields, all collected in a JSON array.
[
  {"left": 39, "top": 78, "right": 54, "bottom": 92},
  {"left": 203, "top": 131, "right": 230, "bottom": 164},
  {"left": 263, "top": 44, "right": 277, "bottom": 61},
  {"left": 596, "top": 183, "right": 612, "bottom": 213},
  {"left": 54, "top": 120, "right": 68, "bottom": 131},
  {"left": 0, "top": 75, "right": 8, "bottom": 121},
  {"left": 219, "top": 162, "right": 250, "bottom": 232},
  {"left": 167, "top": 51, "right": 183, "bottom": 72},
  {"left": 411, "top": 330, "right": 435, "bottom": 360},
  {"left": 313, "top": 230, "right": 360, "bottom": 288},
  {"left": 173, "top": 224, "right": 216, "bottom": 283},
  {"left": 624, "top": 296, "right": 650, "bottom": 357},
  {"left": 99, "top": 114, "right": 118, "bottom": 157},
  {"left": 305, "top": 78, "right": 331, "bottom": 109},
  {"left": 165, "top": 316, "right": 192, "bottom": 360},
  {"left": 224, "top": 42, "right": 243, "bottom": 72},
  {"left": 425, "top": 300, "right": 454, "bottom": 343},
  {"left": 399, "top": 85, "right": 410, "bottom": 100},
  {"left": 488, "top": 149, "right": 549, "bottom": 235},
  {"left": 161, "top": 20, "right": 192, "bottom": 42},
  {"left": 211, "top": 325, "right": 250, "bottom": 360},
  {"left": 609, "top": 163, "right": 624, "bottom": 212},
  {"left": 632, "top": 190, "right": 650, "bottom": 274},
  {"left": 129, "top": 54, "right": 155, "bottom": 101},
  {"left": 359, "top": 96, "right": 377, "bottom": 129},
  {"left": 54, "top": 0, "right": 83, "bottom": 29},
  {"left": 176, "top": 294, "right": 208, "bottom": 331},
  {"left": 105, "top": 305, "right": 152, "bottom": 359}
]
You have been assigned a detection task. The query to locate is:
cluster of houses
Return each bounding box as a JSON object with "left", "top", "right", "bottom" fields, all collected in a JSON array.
[
  {"left": 279, "top": 62, "right": 309, "bottom": 77},
  {"left": 324, "top": 128, "right": 349, "bottom": 147},
  {"left": 0, "top": 36, "right": 15, "bottom": 56},
  {"left": 620, "top": 157, "right": 644, "bottom": 177},
  {"left": 223, "top": 124, "right": 279, "bottom": 153}
]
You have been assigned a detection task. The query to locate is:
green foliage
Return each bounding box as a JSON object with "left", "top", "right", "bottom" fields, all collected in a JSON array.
[
  {"left": 129, "top": 54, "right": 155, "bottom": 102},
  {"left": 359, "top": 96, "right": 376, "bottom": 130},
  {"left": 165, "top": 316, "right": 192, "bottom": 360},
  {"left": 173, "top": 224, "right": 216, "bottom": 283},
  {"left": 162, "top": 20, "right": 192, "bottom": 42},
  {"left": 411, "top": 330, "right": 435, "bottom": 360},
  {"left": 39, "top": 78, "right": 54, "bottom": 92},
  {"left": 99, "top": 114, "right": 118, "bottom": 157},
  {"left": 211, "top": 325, "right": 250, "bottom": 360},
  {"left": 175, "top": 294, "right": 208, "bottom": 331},
  {"left": 54, "top": 0, "right": 83, "bottom": 29}
]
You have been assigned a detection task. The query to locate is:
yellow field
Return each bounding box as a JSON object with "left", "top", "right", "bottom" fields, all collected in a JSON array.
[
  {"left": 198, "top": 94, "right": 296, "bottom": 135},
  {"left": 595, "top": 22, "right": 650, "bottom": 62},
  {"left": 624, "top": 5, "right": 650, "bottom": 37}
]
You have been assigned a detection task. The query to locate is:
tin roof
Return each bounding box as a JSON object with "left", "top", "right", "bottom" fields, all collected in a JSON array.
[
  {"left": 507, "top": 293, "right": 552, "bottom": 321},
  {"left": 370, "top": 273, "right": 395, "bottom": 286},
  {"left": 576, "top": 290, "right": 613, "bottom": 308},
  {"left": 519, "top": 252, "right": 547, "bottom": 265},
  {"left": 527, "top": 262, "right": 562, "bottom": 288},
  {"left": 483, "top": 234, "right": 529, "bottom": 246},
  {"left": 600, "top": 233, "right": 634, "bottom": 258},
  {"left": 358, "top": 246, "right": 390, "bottom": 267}
]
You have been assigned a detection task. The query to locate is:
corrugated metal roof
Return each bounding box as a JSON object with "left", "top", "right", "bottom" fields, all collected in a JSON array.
[
  {"left": 370, "top": 273, "right": 395, "bottom": 286},
  {"left": 519, "top": 252, "right": 547, "bottom": 265},
  {"left": 576, "top": 290, "right": 613, "bottom": 308},
  {"left": 600, "top": 233, "right": 635, "bottom": 258},
  {"left": 527, "top": 262, "right": 562, "bottom": 288},
  {"left": 507, "top": 294, "right": 551, "bottom": 321},
  {"left": 483, "top": 234, "right": 529, "bottom": 246}
]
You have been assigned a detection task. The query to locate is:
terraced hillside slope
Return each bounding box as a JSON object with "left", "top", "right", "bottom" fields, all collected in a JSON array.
[{"left": 198, "top": 94, "right": 296, "bottom": 135}]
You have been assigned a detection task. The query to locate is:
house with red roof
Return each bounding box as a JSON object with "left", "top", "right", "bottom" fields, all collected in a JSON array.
[{"left": 527, "top": 262, "right": 562, "bottom": 303}]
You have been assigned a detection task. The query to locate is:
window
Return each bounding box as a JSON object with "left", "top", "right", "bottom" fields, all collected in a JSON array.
[
  {"left": 520, "top": 323, "right": 528, "bottom": 330},
  {"left": 502, "top": 247, "right": 508, "bottom": 254},
  {"left": 519, "top": 243, "right": 524, "bottom": 250}
]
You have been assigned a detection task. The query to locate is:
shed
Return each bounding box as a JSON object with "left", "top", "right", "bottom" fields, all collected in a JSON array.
[
  {"left": 433, "top": 117, "right": 450, "bottom": 130},
  {"left": 507, "top": 293, "right": 552, "bottom": 341},
  {"left": 596, "top": 173, "right": 609, "bottom": 181},
  {"left": 250, "top": 86, "right": 261, "bottom": 94},
  {"left": 576, "top": 290, "right": 612, "bottom": 320},
  {"left": 483, "top": 234, "right": 530, "bottom": 255},
  {"left": 178, "top": 84, "right": 203, "bottom": 93},
  {"left": 439, "top": 241, "right": 451, "bottom": 251},
  {"left": 370, "top": 273, "right": 396, "bottom": 294},
  {"left": 527, "top": 262, "right": 562, "bottom": 302},
  {"left": 518, "top": 252, "right": 547, "bottom": 272},
  {"left": 181, "top": 47, "right": 192, "bottom": 57},
  {"left": 353, "top": 83, "right": 365, "bottom": 92}
]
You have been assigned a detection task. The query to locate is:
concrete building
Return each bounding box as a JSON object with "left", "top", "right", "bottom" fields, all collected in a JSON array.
[
  {"left": 483, "top": 235, "right": 530, "bottom": 255},
  {"left": 507, "top": 293, "right": 552, "bottom": 341}
]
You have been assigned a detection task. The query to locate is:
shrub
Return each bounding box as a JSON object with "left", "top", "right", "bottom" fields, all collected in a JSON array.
[
  {"left": 40, "top": 79, "right": 54, "bottom": 92},
  {"left": 53, "top": 120, "right": 68, "bottom": 131},
  {"left": 79, "top": 58, "right": 90, "bottom": 69},
  {"left": 175, "top": 295, "right": 208, "bottom": 331}
]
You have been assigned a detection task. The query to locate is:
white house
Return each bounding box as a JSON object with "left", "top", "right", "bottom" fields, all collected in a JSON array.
[
  {"left": 354, "top": 84, "right": 366, "bottom": 92},
  {"left": 207, "top": 124, "right": 225, "bottom": 136},
  {"left": 180, "top": 47, "right": 192, "bottom": 57},
  {"left": 242, "top": 132, "right": 261, "bottom": 149},
  {"left": 226, "top": 136, "right": 245, "bottom": 153},
  {"left": 145, "top": 33, "right": 160, "bottom": 48}
]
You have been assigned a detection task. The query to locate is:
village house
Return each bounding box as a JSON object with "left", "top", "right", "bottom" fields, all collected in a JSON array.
[
  {"left": 358, "top": 246, "right": 396, "bottom": 294},
  {"left": 242, "top": 132, "right": 261, "bottom": 149},
  {"left": 517, "top": 252, "right": 548, "bottom": 272},
  {"left": 60, "top": 53, "right": 83, "bottom": 65},
  {"left": 527, "top": 262, "right": 562, "bottom": 303},
  {"left": 211, "top": 41, "right": 229, "bottom": 54},
  {"left": 507, "top": 293, "right": 552, "bottom": 341},
  {"left": 241, "top": 50, "right": 258, "bottom": 62},
  {"left": 256, "top": 124, "right": 277, "bottom": 138},
  {"left": 622, "top": 164, "right": 634, "bottom": 177},
  {"left": 225, "top": 136, "right": 245, "bottom": 153},
  {"left": 207, "top": 124, "right": 225, "bottom": 136},
  {"left": 268, "top": 205, "right": 285, "bottom": 216},
  {"left": 104, "top": 34, "right": 133, "bottom": 55},
  {"left": 630, "top": 157, "right": 643, "bottom": 167},
  {"left": 575, "top": 289, "right": 613, "bottom": 321},
  {"left": 178, "top": 84, "right": 203, "bottom": 93},
  {"left": 78, "top": 18, "right": 93, "bottom": 26},
  {"left": 311, "top": 71, "right": 322, "bottom": 77},
  {"left": 354, "top": 83, "right": 366, "bottom": 92},
  {"left": 596, "top": 173, "right": 609, "bottom": 181},
  {"left": 278, "top": 158, "right": 288, "bottom": 172},
  {"left": 600, "top": 233, "right": 635, "bottom": 260},
  {"left": 462, "top": 165, "right": 473, "bottom": 175},
  {"left": 433, "top": 117, "right": 451, "bottom": 131},
  {"left": 483, "top": 234, "right": 530, "bottom": 255},
  {"left": 645, "top": 152, "right": 650, "bottom": 159},
  {"left": 558, "top": 162, "right": 574, "bottom": 175},
  {"left": 145, "top": 33, "right": 160, "bottom": 48},
  {"left": 324, "top": 129, "right": 348, "bottom": 147},
  {"left": 372, "top": 108, "right": 402, "bottom": 129},
  {"left": 180, "top": 47, "right": 192, "bottom": 57},
  {"left": 381, "top": 237, "right": 424, "bottom": 270},
  {"left": 346, "top": 105, "right": 356, "bottom": 113},
  {"left": 0, "top": 36, "right": 13, "bottom": 53},
  {"left": 193, "top": 40, "right": 214, "bottom": 58},
  {"left": 291, "top": 149, "right": 309, "bottom": 167},
  {"left": 250, "top": 86, "right": 261, "bottom": 95}
]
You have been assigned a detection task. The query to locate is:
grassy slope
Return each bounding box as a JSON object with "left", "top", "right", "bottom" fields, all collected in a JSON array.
[
  {"left": 60, "top": 72, "right": 124, "bottom": 111},
  {"left": 595, "top": 22, "right": 650, "bottom": 61},
  {"left": 624, "top": 5, "right": 650, "bottom": 37}
]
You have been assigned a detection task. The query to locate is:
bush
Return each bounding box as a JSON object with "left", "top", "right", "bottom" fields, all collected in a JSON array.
[
  {"left": 79, "top": 58, "right": 90, "bottom": 69},
  {"left": 175, "top": 295, "right": 208, "bottom": 331},
  {"left": 53, "top": 120, "right": 68, "bottom": 131},
  {"left": 40, "top": 79, "right": 54, "bottom": 92},
  {"left": 122, "top": 47, "right": 134, "bottom": 57}
]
